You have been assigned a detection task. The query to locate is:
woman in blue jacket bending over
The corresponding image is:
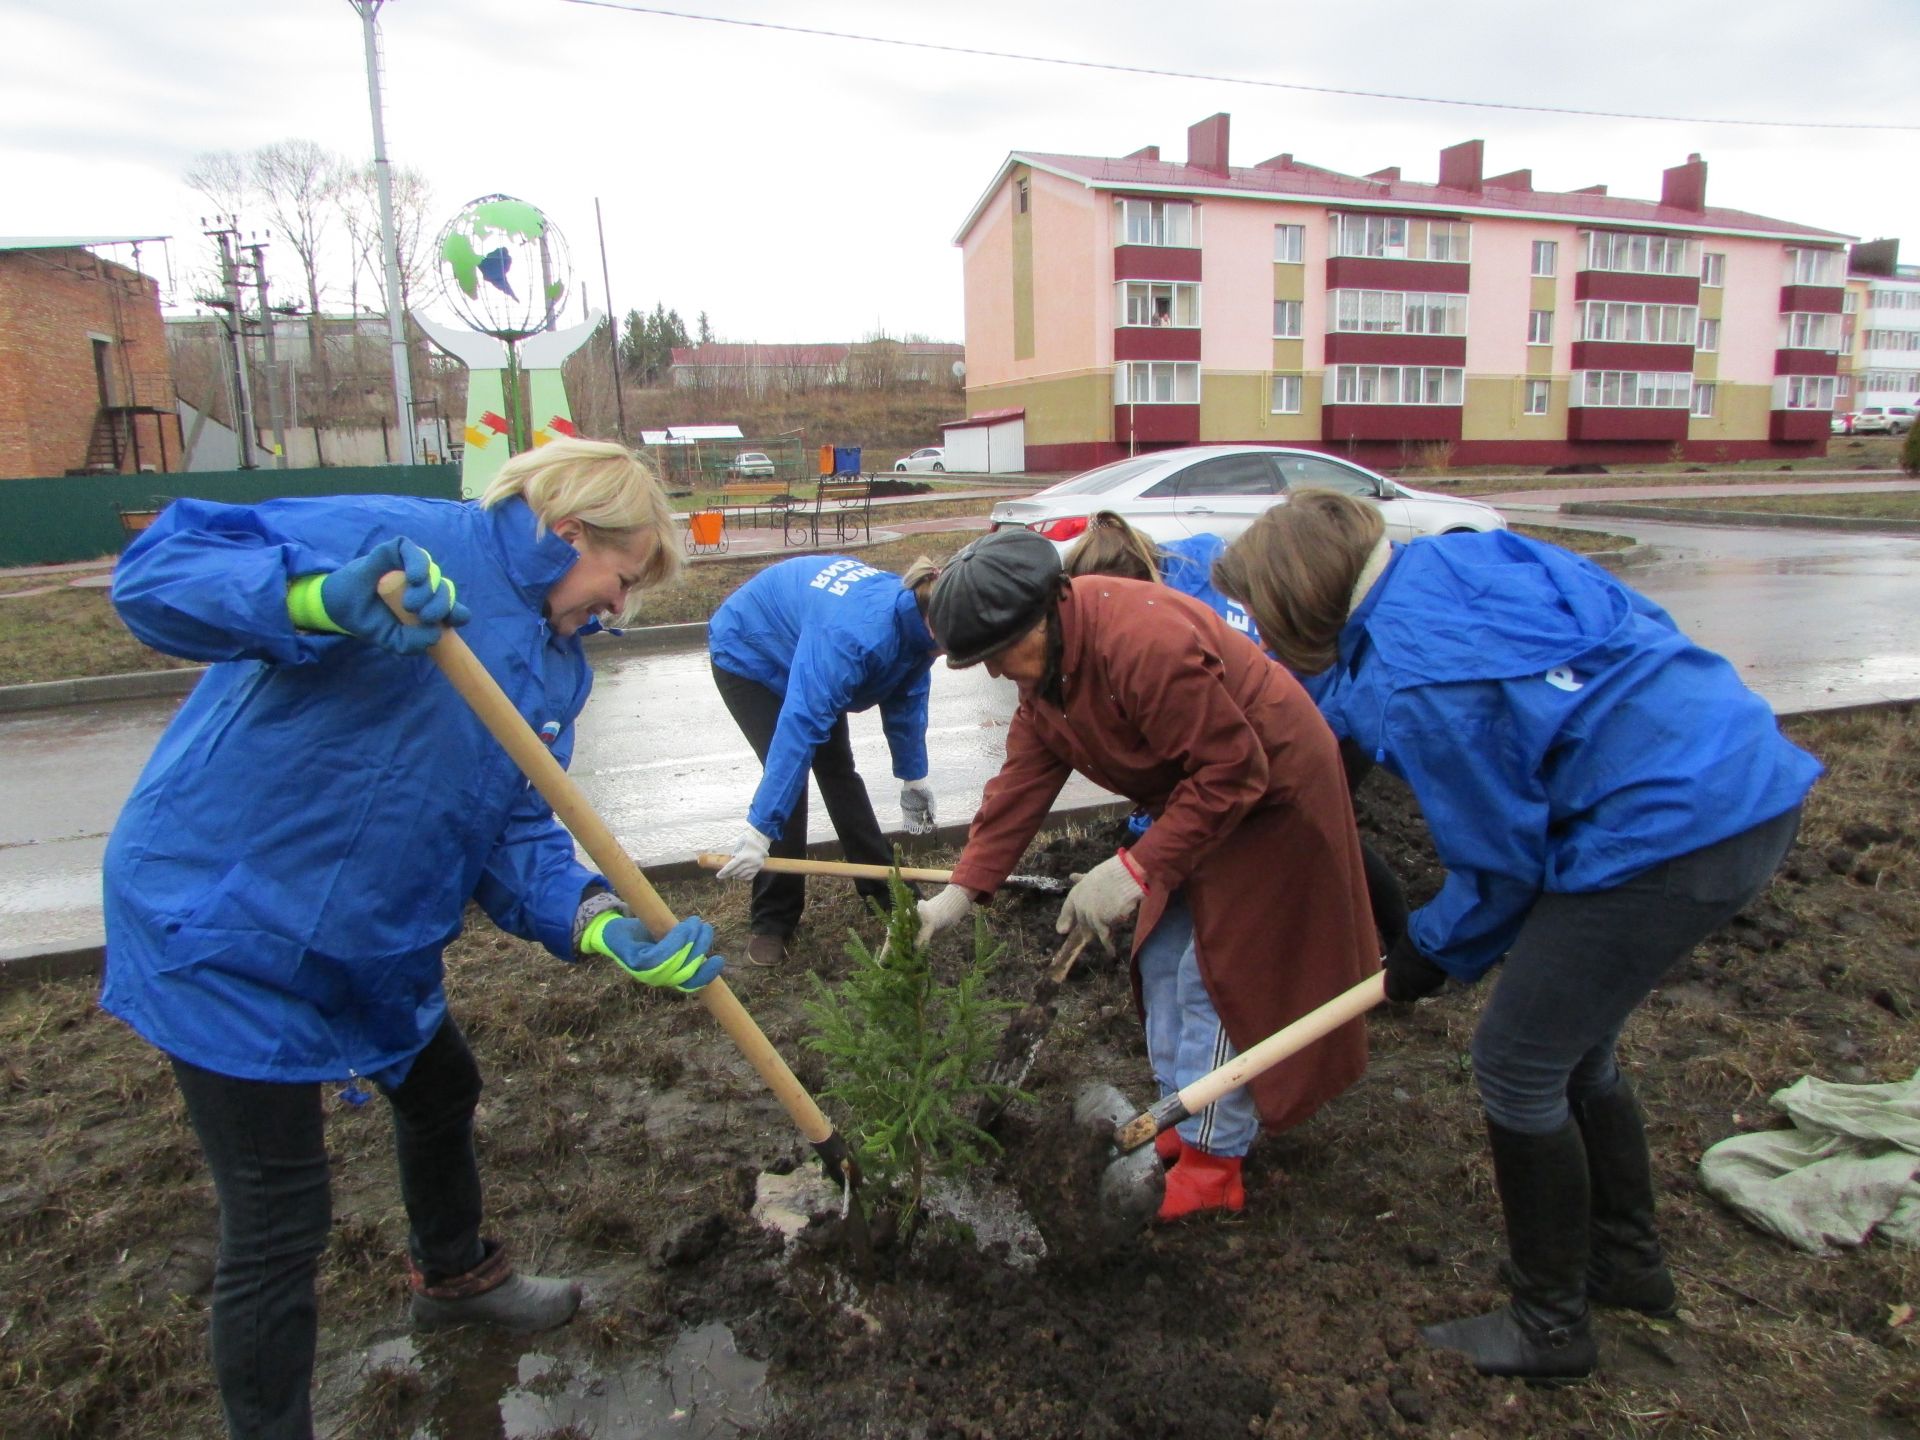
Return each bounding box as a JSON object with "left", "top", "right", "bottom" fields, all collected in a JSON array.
[
  {"left": 1215, "top": 491, "right": 1817, "bottom": 1382},
  {"left": 104, "top": 439, "right": 723, "bottom": 1440},
  {"left": 709, "top": 555, "right": 942, "bottom": 966}
]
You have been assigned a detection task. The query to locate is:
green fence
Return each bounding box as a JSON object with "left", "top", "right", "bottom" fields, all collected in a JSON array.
[{"left": 0, "top": 464, "right": 462, "bottom": 568}]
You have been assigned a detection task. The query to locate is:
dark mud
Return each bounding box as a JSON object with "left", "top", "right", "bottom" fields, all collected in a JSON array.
[{"left": 1, "top": 708, "right": 1916, "bottom": 1438}]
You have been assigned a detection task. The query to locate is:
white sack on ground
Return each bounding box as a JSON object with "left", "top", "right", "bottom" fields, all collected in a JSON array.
[{"left": 1698, "top": 1069, "right": 1920, "bottom": 1256}]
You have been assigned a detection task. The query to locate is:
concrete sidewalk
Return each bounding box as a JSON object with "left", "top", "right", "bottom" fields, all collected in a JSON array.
[{"left": 1477, "top": 478, "right": 1920, "bottom": 509}]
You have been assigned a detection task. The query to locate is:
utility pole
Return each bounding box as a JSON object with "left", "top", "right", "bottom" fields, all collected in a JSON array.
[
  {"left": 205, "top": 216, "right": 259, "bottom": 469},
  {"left": 244, "top": 234, "right": 290, "bottom": 468},
  {"left": 594, "top": 197, "right": 627, "bottom": 443},
  {"left": 348, "top": 0, "right": 418, "bottom": 465}
]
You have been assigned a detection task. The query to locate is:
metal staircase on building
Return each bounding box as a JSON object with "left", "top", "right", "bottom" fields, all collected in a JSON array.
[{"left": 81, "top": 408, "right": 133, "bottom": 472}]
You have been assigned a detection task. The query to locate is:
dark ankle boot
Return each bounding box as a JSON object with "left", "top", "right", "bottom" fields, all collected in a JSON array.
[
  {"left": 409, "top": 1240, "right": 581, "bottom": 1333},
  {"left": 1422, "top": 1118, "right": 1597, "bottom": 1381},
  {"left": 1575, "top": 1079, "right": 1678, "bottom": 1318}
]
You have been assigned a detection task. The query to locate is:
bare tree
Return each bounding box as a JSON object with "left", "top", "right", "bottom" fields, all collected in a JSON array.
[{"left": 251, "top": 139, "right": 344, "bottom": 405}]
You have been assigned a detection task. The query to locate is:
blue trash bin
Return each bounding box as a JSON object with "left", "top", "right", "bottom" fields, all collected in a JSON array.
[{"left": 832, "top": 446, "right": 862, "bottom": 477}]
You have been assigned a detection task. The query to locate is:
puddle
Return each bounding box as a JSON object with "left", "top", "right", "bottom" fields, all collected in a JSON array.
[{"left": 361, "top": 1321, "right": 769, "bottom": 1438}]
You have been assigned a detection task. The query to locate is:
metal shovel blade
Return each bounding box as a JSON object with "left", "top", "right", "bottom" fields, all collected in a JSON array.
[{"left": 1075, "top": 1082, "right": 1163, "bottom": 1238}]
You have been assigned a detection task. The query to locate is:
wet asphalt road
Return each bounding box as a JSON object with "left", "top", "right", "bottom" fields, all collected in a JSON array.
[{"left": 5, "top": 515, "right": 1917, "bottom": 961}]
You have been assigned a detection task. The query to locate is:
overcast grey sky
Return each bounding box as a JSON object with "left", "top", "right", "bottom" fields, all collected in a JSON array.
[{"left": 5, "top": 0, "right": 1915, "bottom": 342}]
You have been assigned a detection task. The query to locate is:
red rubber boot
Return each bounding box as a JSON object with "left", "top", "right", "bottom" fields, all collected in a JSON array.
[
  {"left": 1156, "top": 1140, "right": 1246, "bottom": 1221},
  {"left": 1155, "top": 1128, "right": 1183, "bottom": 1166}
]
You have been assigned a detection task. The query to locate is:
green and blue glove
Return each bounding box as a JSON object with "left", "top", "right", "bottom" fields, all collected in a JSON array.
[
  {"left": 287, "top": 537, "right": 470, "bottom": 656},
  {"left": 581, "top": 912, "right": 725, "bottom": 993}
]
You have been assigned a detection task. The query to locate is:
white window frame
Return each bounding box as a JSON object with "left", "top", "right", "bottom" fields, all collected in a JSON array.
[
  {"left": 1579, "top": 301, "right": 1700, "bottom": 345},
  {"left": 1114, "top": 360, "right": 1200, "bottom": 404},
  {"left": 1330, "top": 289, "right": 1467, "bottom": 336},
  {"left": 1116, "top": 281, "right": 1201, "bottom": 328},
  {"left": 1531, "top": 240, "right": 1558, "bottom": 278},
  {"left": 1774, "top": 374, "right": 1836, "bottom": 410},
  {"left": 1570, "top": 370, "right": 1695, "bottom": 409},
  {"left": 1329, "top": 214, "right": 1472, "bottom": 263},
  {"left": 1115, "top": 198, "right": 1196, "bottom": 248},
  {"left": 1272, "top": 299, "right": 1302, "bottom": 339},
  {"left": 1690, "top": 383, "right": 1716, "bottom": 418},
  {"left": 1696, "top": 317, "right": 1720, "bottom": 353},
  {"left": 1269, "top": 373, "right": 1303, "bottom": 414},
  {"left": 1783, "top": 247, "right": 1841, "bottom": 287},
  {"left": 1273, "top": 224, "right": 1305, "bottom": 264},
  {"left": 1838, "top": 374, "right": 1852, "bottom": 399},
  {"left": 1583, "top": 230, "right": 1694, "bottom": 276},
  {"left": 1330, "top": 365, "right": 1465, "bottom": 406},
  {"left": 1780, "top": 312, "right": 1840, "bottom": 351},
  {"left": 1524, "top": 378, "right": 1550, "bottom": 415},
  {"left": 1528, "top": 309, "right": 1554, "bottom": 346},
  {"left": 1700, "top": 252, "right": 1725, "bottom": 288},
  {"left": 1842, "top": 291, "right": 1859, "bottom": 314}
]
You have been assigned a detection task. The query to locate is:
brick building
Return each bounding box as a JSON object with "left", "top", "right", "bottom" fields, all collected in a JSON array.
[
  {"left": 0, "top": 237, "right": 181, "bottom": 479},
  {"left": 953, "top": 114, "right": 1853, "bottom": 471}
]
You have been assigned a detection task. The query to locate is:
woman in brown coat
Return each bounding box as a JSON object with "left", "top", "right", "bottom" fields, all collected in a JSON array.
[{"left": 914, "top": 529, "right": 1378, "bottom": 1219}]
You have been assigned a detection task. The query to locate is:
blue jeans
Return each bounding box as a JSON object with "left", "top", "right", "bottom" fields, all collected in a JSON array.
[
  {"left": 1138, "top": 890, "right": 1260, "bottom": 1157},
  {"left": 1471, "top": 806, "right": 1802, "bottom": 1134},
  {"left": 171, "top": 1018, "right": 487, "bottom": 1440}
]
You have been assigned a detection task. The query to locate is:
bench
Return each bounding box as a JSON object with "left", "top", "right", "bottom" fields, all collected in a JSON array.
[
  {"left": 714, "top": 481, "right": 794, "bottom": 534},
  {"left": 789, "top": 477, "right": 873, "bottom": 548},
  {"left": 115, "top": 497, "right": 172, "bottom": 545}
]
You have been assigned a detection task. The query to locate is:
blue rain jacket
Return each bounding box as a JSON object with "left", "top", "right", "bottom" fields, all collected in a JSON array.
[
  {"left": 1157, "top": 533, "right": 1260, "bottom": 646},
  {"left": 708, "top": 556, "right": 938, "bottom": 840},
  {"left": 1312, "top": 531, "right": 1819, "bottom": 981},
  {"left": 101, "top": 494, "right": 604, "bottom": 1085}
]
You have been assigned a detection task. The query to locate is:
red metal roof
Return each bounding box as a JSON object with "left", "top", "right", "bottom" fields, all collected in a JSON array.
[
  {"left": 943, "top": 407, "right": 1024, "bottom": 430},
  {"left": 1008, "top": 151, "right": 1850, "bottom": 242}
]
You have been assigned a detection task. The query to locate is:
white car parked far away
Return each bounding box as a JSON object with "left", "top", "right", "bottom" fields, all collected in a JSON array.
[
  {"left": 894, "top": 446, "right": 947, "bottom": 473},
  {"left": 987, "top": 444, "right": 1506, "bottom": 557}
]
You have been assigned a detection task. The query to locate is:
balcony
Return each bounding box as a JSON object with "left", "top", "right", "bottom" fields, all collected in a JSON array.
[{"left": 1113, "top": 404, "right": 1200, "bottom": 444}]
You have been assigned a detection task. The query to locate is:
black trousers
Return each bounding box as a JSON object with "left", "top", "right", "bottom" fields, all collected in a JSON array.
[
  {"left": 171, "top": 1018, "right": 487, "bottom": 1440},
  {"left": 712, "top": 661, "right": 893, "bottom": 937}
]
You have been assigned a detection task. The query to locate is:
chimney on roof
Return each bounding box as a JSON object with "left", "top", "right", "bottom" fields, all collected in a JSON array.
[
  {"left": 1851, "top": 238, "right": 1900, "bottom": 277},
  {"left": 1187, "top": 113, "right": 1230, "bottom": 175},
  {"left": 1365, "top": 166, "right": 1401, "bottom": 182},
  {"left": 1661, "top": 154, "right": 1708, "bottom": 211},
  {"left": 1255, "top": 151, "right": 1295, "bottom": 170},
  {"left": 1126, "top": 145, "right": 1161, "bottom": 162},
  {"left": 1486, "top": 168, "right": 1532, "bottom": 191},
  {"left": 1572, "top": 184, "right": 1608, "bottom": 195},
  {"left": 1438, "top": 140, "right": 1483, "bottom": 192}
]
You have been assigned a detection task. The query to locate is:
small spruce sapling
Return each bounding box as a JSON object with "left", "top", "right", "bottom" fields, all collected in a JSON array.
[
  {"left": 803, "top": 870, "right": 1021, "bottom": 1241},
  {"left": 1903, "top": 420, "right": 1920, "bottom": 478}
]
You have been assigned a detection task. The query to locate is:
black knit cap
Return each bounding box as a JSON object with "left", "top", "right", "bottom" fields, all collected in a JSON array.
[{"left": 927, "top": 528, "right": 1063, "bottom": 667}]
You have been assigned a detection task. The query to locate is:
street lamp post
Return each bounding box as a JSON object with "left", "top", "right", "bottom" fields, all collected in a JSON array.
[{"left": 348, "top": 0, "right": 419, "bottom": 466}]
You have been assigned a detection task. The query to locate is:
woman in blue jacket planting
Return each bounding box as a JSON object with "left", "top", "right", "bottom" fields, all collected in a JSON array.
[
  {"left": 708, "top": 555, "right": 942, "bottom": 966},
  {"left": 104, "top": 439, "right": 722, "bottom": 1440},
  {"left": 1214, "top": 491, "right": 1818, "bottom": 1382}
]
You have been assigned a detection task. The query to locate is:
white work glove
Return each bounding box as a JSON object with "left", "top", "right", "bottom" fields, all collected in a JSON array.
[
  {"left": 715, "top": 826, "right": 772, "bottom": 882},
  {"left": 1056, "top": 850, "right": 1147, "bottom": 952},
  {"left": 914, "top": 883, "right": 974, "bottom": 947},
  {"left": 900, "top": 777, "right": 937, "bottom": 835}
]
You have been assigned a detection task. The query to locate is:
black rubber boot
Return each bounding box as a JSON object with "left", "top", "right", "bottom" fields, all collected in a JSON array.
[
  {"left": 1422, "top": 1118, "right": 1598, "bottom": 1381},
  {"left": 409, "top": 1240, "right": 581, "bottom": 1333},
  {"left": 1575, "top": 1079, "right": 1678, "bottom": 1318}
]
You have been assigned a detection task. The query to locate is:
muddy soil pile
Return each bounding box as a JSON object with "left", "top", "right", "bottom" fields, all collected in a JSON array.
[{"left": 1, "top": 708, "right": 1915, "bottom": 1439}]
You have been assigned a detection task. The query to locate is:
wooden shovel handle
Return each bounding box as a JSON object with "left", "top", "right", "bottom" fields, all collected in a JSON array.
[
  {"left": 1114, "top": 971, "right": 1387, "bottom": 1152},
  {"left": 380, "top": 575, "right": 837, "bottom": 1150},
  {"left": 697, "top": 852, "right": 960, "bottom": 885}
]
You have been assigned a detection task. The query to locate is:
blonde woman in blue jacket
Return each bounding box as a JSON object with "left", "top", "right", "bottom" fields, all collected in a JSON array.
[
  {"left": 1216, "top": 491, "right": 1817, "bottom": 1382},
  {"left": 104, "top": 439, "right": 721, "bottom": 1440}
]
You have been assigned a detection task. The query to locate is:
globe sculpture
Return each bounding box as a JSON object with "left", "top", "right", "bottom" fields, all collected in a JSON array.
[{"left": 435, "top": 194, "right": 573, "bottom": 454}]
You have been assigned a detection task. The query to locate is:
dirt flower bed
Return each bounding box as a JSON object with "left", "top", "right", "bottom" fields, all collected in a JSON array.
[{"left": 1, "top": 707, "right": 1915, "bottom": 1439}]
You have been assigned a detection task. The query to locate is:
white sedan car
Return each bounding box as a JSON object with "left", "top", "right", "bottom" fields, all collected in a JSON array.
[
  {"left": 894, "top": 446, "right": 947, "bottom": 473},
  {"left": 988, "top": 444, "right": 1505, "bottom": 556}
]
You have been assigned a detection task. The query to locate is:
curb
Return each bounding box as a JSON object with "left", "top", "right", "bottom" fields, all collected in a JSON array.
[
  {"left": 0, "top": 798, "right": 1137, "bottom": 991},
  {"left": 1562, "top": 502, "right": 1920, "bottom": 535}
]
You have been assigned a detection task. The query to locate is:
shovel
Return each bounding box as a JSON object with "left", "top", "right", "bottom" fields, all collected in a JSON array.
[
  {"left": 1079, "top": 971, "right": 1388, "bottom": 1236},
  {"left": 378, "top": 578, "right": 866, "bottom": 1213},
  {"left": 694, "top": 853, "right": 1076, "bottom": 896},
  {"left": 973, "top": 927, "right": 1093, "bottom": 1128}
]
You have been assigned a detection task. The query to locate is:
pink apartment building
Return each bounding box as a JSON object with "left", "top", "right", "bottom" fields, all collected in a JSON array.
[{"left": 952, "top": 113, "right": 1852, "bottom": 472}]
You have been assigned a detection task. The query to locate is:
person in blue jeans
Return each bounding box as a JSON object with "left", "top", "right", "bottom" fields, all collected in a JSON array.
[
  {"left": 708, "top": 555, "right": 943, "bottom": 966},
  {"left": 1214, "top": 490, "right": 1819, "bottom": 1381},
  {"left": 1064, "top": 511, "right": 1409, "bottom": 950},
  {"left": 103, "top": 438, "right": 726, "bottom": 1440}
]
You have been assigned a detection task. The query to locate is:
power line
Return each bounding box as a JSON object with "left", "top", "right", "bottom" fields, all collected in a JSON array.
[{"left": 557, "top": 0, "right": 1918, "bottom": 133}]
